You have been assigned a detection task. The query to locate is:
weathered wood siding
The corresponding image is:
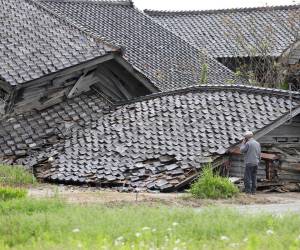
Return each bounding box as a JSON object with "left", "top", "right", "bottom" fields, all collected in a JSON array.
[
  {"left": 259, "top": 115, "right": 300, "bottom": 143},
  {"left": 229, "top": 154, "right": 267, "bottom": 179},
  {"left": 229, "top": 115, "right": 300, "bottom": 182}
]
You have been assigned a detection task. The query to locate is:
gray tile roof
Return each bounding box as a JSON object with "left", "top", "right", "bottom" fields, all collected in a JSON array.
[
  {"left": 0, "top": 92, "right": 108, "bottom": 157},
  {"left": 2, "top": 85, "right": 300, "bottom": 191},
  {"left": 35, "top": 0, "right": 239, "bottom": 91},
  {"left": 145, "top": 5, "right": 300, "bottom": 58},
  {"left": 0, "top": 0, "right": 116, "bottom": 86}
]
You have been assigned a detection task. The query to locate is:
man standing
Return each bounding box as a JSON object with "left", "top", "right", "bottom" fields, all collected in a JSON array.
[{"left": 240, "top": 131, "right": 261, "bottom": 194}]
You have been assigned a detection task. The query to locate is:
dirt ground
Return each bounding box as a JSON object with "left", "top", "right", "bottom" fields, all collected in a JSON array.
[{"left": 28, "top": 184, "right": 300, "bottom": 210}]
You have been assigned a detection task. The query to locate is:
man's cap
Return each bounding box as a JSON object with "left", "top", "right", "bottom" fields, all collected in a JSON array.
[{"left": 244, "top": 131, "right": 253, "bottom": 137}]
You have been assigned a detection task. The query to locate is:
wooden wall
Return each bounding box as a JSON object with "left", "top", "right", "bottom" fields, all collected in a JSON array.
[
  {"left": 229, "top": 115, "right": 300, "bottom": 182},
  {"left": 5, "top": 58, "right": 153, "bottom": 115}
]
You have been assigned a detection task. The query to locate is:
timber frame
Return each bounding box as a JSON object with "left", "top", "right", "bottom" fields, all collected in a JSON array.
[{"left": 0, "top": 53, "right": 158, "bottom": 114}]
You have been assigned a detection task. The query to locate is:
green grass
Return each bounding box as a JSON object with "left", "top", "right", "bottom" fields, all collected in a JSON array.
[
  {"left": 190, "top": 165, "right": 239, "bottom": 199},
  {"left": 0, "top": 187, "right": 27, "bottom": 201},
  {"left": 0, "top": 165, "right": 36, "bottom": 187},
  {"left": 0, "top": 198, "right": 300, "bottom": 249}
]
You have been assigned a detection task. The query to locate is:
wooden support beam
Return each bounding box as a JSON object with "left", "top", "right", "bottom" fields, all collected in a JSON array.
[
  {"left": 52, "top": 71, "right": 83, "bottom": 86},
  {"left": 94, "top": 70, "right": 125, "bottom": 100},
  {"left": 254, "top": 106, "right": 300, "bottom": 140},
  {"left": 94, "top": 75, "right": 123, "bottom": 101},
  {"left": 229, "top": 147, "right": 279, "bottom": 160},
  {"left": 67, "top": 71, "right": 99, "bottom": 99},
  {"left": 21, "top": 54, "right": 116, "bottom": 89},
  {"left": 113, "top": 55, "right": 159, "bottom": 93},
  {"left": 97, "top": 65, "right": 132, "bottom": 99}
]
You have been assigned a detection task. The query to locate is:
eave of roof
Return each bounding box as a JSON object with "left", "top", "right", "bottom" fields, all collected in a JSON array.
[
  {"left": 114, "top": 84, "right": 300, "bottom": 107},
  {"left": 145, "top": 4, "right": 300, "bottom": 59},
  {"left": 144, "top": 4, "right": 300, "bottom": 16},
  {"left": 38, "top": 0, "right": 133, "bottom": 6}
]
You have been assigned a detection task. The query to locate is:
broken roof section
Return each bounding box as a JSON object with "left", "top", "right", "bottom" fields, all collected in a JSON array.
[
  {"left": 36, "top": 0, "right": 239, "bottom": 91},
  {"left": 145, "top": 5, "right": 300, "bottom": 58},
  {"left": 2, "top": 85, "right": 300, "bottom": 191},
  {"left": 0, "top": 0, "right": 118, "bottom": 88}
]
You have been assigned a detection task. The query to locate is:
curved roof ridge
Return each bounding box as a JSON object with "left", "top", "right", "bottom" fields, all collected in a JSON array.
[
  {"left": 144, "top": 4, "right": 300, "bottom": 16},
  {"left": 38, "top": 0, "right": 133, "bottom": 6},
  {"left": 115, "top": 85, "right": 300, "bottom": 107}
]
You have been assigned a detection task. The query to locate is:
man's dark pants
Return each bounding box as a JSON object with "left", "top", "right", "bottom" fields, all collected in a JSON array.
[{"left": 244, "top": 164, "right": 258, "bottom": 194}]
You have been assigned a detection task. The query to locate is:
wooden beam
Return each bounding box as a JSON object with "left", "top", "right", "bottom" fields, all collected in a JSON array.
[
  {"left": 94, "top": 81, "right": 122, "bottom": 101},
  {"left": 0, "top": 80, "right": 13, "bottom": 93},
  {"left": 20, "top": 54, "right": 116, "bottom": 89},
  {"left": 52, "top": 71, "right": 83, "bottom": 86},
  {"left": 94, "top": 70, "right": 125, "bottom": 100},
  {"left": 113, "top": 55, "right": 159, "bottom": 93},
  {"left": 229, "top": 147, "right": 279, "bottom": 160},
  {"left": 254, "top": 106, "right": 300, "bottom": 140},
  {"left": 97, "top": 65, "right": 132, "bottom": 99},
  {"left": 67, "top": 71, "right": 100, "bottom": 99},
  {"left": 227, "top": 106, "right": 300, "bottom": 154}
]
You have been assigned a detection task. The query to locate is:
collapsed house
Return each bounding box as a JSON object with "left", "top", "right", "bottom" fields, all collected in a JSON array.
[
  {"left": 1, "top": 0, "right": 300, "bottom": 192},
  {"left": 1, "top": 85, "right": 300, "bottom": 191},
  {"left": 145, "top": 5, "right": 300, "bottom": 89}
]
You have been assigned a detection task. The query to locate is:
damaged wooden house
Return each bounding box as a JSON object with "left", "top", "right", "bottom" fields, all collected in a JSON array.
[
  {"left": 145, "top": 5, "right": 300, "bottom": 90},
  {"left": 1, "top": 0, "right": 300, "bottom": 192}
]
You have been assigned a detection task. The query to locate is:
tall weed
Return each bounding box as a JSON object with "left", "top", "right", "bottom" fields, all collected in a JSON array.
[{"left": 190, "top": 165, "right": 239, "bottom": 199}]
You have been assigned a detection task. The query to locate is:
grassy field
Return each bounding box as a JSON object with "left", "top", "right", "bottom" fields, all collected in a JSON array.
[
  {"left": 0, "top": 197, "right": 300, "bottom": 250},
  {"left": 0, "top": 165, "right": 36, "bottom": 187}
]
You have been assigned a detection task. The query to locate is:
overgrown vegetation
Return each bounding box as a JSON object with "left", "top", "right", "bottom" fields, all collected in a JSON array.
[
  {"left": 0, "top": 165, "right": 36, "bottom": 187},
  {"left": 0, "top": 187, "right": 27, "bottom": 201},
  {"left": 190, "top": 165, "right": 239, "bottom": 199},
  {"left": 0, "top": 198, "right": 300, "bottom": 249},
  {"left": 222, "top": 11, "right": 300, "bottom": 90}
]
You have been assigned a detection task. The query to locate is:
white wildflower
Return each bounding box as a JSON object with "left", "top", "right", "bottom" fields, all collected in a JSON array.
[
  {"left": 266, "top": 229, "right": 274, "bottom": 235},
  {"left": 220, "top": 235, "right": 229, "bottom": 241},
  {"left": 77, "top": 243, "right": 83, "bottom": 248},
  {"left": 115, "top": 236, "right": 124, "bottom": 243},
  {"left": 172, "top": 222, "right": 179, "bottom": 227},
  {"left": 175, "top": 239, "right": 181, "bottom": 244},
  {"left": 296, "top": 235, "right": 300, "bottom": 241},
  {"left": 229, "top": 243, "right": 239, "bottom": 248},
  {"left": 72, "top": 228, "right": 80, "bottom": 233},
  {"left": 152, "top": 228, "right": 157, "bottom": 232},
  {"left": 167, "top": 227, "right": 172, "bottom": 231},
  {"left": 135, "top": 232, "right": 141, "bottom": 237},
  {"left": 243, "top": 237, "right": 248, "bottom": 242},
  {"left": 142, "top": 227, "right": 151, "bottom": 231}
]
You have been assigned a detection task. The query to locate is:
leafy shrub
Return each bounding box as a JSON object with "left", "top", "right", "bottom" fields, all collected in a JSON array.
[
  {"left": 190, "top": 165, "right": 239, "bottom": 199},
  {"left": 0, "top": 165, "right": 36, "bottom": 187},
  {"left": 0, "top": 187, "right": 27, "bottom": 201}
]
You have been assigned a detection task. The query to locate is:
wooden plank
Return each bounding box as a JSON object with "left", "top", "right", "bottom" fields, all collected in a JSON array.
[
  {"left": 67, "top": 71, "right": 99, "bottom": 99},
  {"left": 94, "top": 71, "right": 125, "bottom": 100},
  {"left": 94, "top": 82, "right": 122, "bottom": 101},
  {"left": 52, "top": 71, "right": 83, "bottom": 86},
  {"left": 229, "top": 147, "right": 279, "bottom": 160},
  {"left": 113, "top": 55, "right": 159, "bottom": 93},
  {"left": 97, "top": 65, "right": 132, "bottom": 99},
  {"left": 20, "top": 54, "right": 116, "bottom": 89},
  {"left": 254, "top": 106, "right": 300, "bottom": 140}
]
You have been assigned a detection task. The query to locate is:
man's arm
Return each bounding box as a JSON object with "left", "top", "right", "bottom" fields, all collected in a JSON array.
[
  {"left": 240, "top": 140, "right": 249, "bottom": 153},
  {"left": 258, "top": 143, "right": 262, "bottom": 162}
]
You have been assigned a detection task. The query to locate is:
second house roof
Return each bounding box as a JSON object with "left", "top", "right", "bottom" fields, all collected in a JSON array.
[
  {"left": 35, "top": 0, "right": 239, "bottom": 91},
  {"left": 145, "top": 5, "right": 300, "bottom": 58},
  {"left": 0, "top": 0, "right": 117, "bottom": 87}
]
